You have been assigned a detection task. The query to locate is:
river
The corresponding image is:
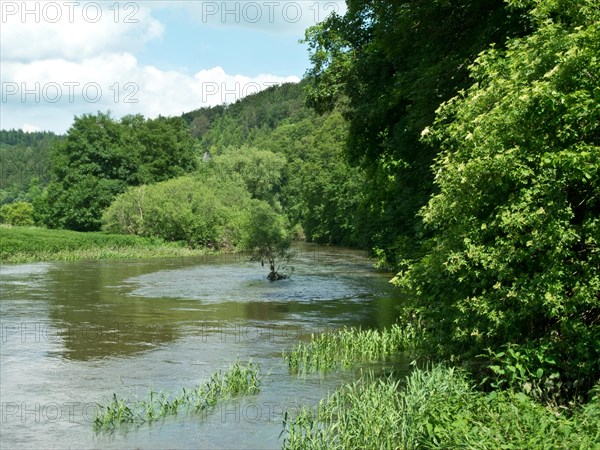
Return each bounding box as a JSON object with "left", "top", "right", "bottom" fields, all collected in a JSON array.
[{"left": 0, "top": 244, "right": 405, "bottom": 449}]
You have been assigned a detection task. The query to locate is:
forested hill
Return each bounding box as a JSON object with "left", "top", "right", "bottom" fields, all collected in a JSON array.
[
  {"left": 0, "top": 129, "right": 62, "bottom": 205},
  {"left": 181, "top": 80, "right": 366, "bottom": 247},
  {"left": 182, "top": 81, "right": 308, "bottom": 143}
]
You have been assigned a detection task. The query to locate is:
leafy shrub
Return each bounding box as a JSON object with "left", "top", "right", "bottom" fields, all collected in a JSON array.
[
  {"left": 0, "top": 202, "right": 34, "bottom": 226},
  {"left": 102, "top": 176, "right": 252, "bottom": 248},
  {"left": 394, "top": 0, "right": 600, "bottom": 401}
]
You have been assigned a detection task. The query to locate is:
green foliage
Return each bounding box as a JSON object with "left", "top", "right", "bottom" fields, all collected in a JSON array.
[
  {"left": 239, "top": 199, "right": 292, "bottom": 279},
  {"left": 483, "top": 344, "right": 565, "bottom": 405},
  {"left": 41, "top": 112, "right": 197, "bottom": 231},
  {"left": 0, "top": 129, "right": 60, "bottom": 205},
  {"left": 94, "top": 361, "right": 260, "bottom": 430},
  {"left": 196, "top": 82, "right": 308, "bottom": 151},
  {"left": 191, "top": 84, "right": 364, "bottom": 247},
  {"left": 302, "top": 0, "right": 526, "bottom": 266},
  {"left": 212, "top": 145, "right": 287, "bottom": 202},
  {"left": 395, "top": 0, "right": 600, "bottom": 401},
  {"left": 282, "top": 365, "right": 600, "bottom": 449},
  {"left": 0, "top": 202, "right": 34, "bottom": 226},
  {"left": 103, "top": 175, "right": 252, "bottom": 249},
  {"left": 275, "top": 112, "right": 365, "bottom": 246}
]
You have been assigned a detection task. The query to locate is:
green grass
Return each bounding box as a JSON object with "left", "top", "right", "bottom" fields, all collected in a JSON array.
[
  {"left": 283, "top": 322, "right": 423, "bottom": 375},
  {"left": 93, "top": 361, "right": 261, "bottom": 430},
  {"left": 281, "top": 365, "right": 600, "bottom": 450},
  {"left": 0, "top": 226, "right": 212, "bottom": 263}
]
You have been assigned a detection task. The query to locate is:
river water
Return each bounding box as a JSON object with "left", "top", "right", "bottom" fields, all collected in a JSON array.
[{"left": 0, "top": 244, "right": 405, "bottom": 449}]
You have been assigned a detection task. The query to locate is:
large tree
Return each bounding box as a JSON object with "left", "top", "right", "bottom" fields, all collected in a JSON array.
[
  {"left": 395, "top": 0, "right": 600, "bottom": 401},
  {"left": 303, "top": 0, "right": 525, "bottom": 266}
]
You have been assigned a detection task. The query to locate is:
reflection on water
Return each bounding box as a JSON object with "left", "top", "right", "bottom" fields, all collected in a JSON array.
[{"left": 0, "top": 244, "right": 408, "bottom": 449}]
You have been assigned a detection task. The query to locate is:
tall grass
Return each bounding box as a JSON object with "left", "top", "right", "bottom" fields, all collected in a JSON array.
[
  {"left": 283, "top": 322, "right": 422, "bottom": 374},
  {"left": 0, "top": 226, "right": 211, "bottom": 263},
  {"left": 93, "top": 361, "right": 261, "bottom": 430},
  {"left": 281, "top": 365, "right": 600, "bottom": 449}
]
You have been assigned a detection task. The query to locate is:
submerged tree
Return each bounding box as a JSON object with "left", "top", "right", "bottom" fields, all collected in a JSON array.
[{"left": 241, "top": 200, "right": 292, "bottom": 281}]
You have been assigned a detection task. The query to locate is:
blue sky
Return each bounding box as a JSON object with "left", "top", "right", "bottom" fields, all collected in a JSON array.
[
  {"left": 137, "top": 5, "right": 311, "bottom": 77},
  {"left": 0, "top": 1, "right": 346, "bottom": 133}
]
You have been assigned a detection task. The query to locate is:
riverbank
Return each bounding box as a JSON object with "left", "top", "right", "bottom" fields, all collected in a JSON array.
[
  {"left": 0, "top": 226, "right": 213, "bottom": 263},
  {"left": 281, "top": 326, "right": 600, "bottom": 449}
]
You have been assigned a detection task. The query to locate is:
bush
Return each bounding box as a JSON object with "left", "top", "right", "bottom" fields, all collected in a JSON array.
[
  {"left": 0, "top": 202, "right": 34, "bottom": 226},
  {"left": 394, "top": 0, "right": 600, "bottom": 401},
  {"left": 102, "top": 176, "right": 252, "bottom": 248}
]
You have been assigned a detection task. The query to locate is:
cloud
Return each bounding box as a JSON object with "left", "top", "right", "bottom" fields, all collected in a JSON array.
[
  {"left": 0, "top": 2, "right": 164, "bottom": 62},
  {"left": 0, "top": 1, "right": 306, "bottom": 132},
  {"left": 1, "top": 55, "right": 299, "bottom": 133},
  {"left": 21, "top": 123, "right": 42, "bottom": 133}
]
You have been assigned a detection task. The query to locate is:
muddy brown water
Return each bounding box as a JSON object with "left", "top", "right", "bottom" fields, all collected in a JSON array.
[{"left": 0, "top": 244, "right": 409, "bottom": 449}]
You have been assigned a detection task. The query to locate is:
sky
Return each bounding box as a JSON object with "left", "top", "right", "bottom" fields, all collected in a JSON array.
[{"left": 0, "top": 1, "right": 346, "bottom": 133}]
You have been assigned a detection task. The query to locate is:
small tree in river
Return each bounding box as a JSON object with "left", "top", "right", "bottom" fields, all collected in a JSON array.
[{"left": 241, "top": 200, "right": 292, "bottom": 281}]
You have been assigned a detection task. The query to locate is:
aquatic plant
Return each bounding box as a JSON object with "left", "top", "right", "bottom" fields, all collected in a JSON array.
[
  {"left": 283, "top": 322, "right": 422, "bottom": 374},
  {"left": 93, "top": 361, "right": 261, "bottom": 430}
]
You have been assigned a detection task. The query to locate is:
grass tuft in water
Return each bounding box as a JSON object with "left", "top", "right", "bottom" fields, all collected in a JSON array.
[
  {"left": 281, "top": 365, "right": 600, "bottom": 449},
  {"left": 283, "top": 322, "right": 422, "bottom": 375},
  {"left": 93, "top": 361, "right": 261, "bottom": 430}
]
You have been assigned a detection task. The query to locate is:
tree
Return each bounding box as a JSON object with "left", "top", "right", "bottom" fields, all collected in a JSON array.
[
  {"left": 0, "top": 202, "right": 34, "bottom": 226},
  {"left": 302, "top": 0, "right": 526, "bottom": 266},
  {"left": 212, "top": 145, "right": 287, "bottom": 202},
  {"left": 277, "top": 111, "right": 365, "bottom": 246},
  {"left": 102, "top": 175, "right": 252, "bottom": 249},
  {"left": 42, "top": 112, "right": 197, "bottom": 231},
  {"left": 240, "top": 200, "right": 292, "bottom": 281},
  {"left": 395, "top": 0, "right": 600, "bottom": 401}
]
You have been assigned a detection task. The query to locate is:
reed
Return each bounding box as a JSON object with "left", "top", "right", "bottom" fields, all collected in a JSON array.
[
  {"left": 283, "top": 322, "right": 422, "bottom": 375},
  {"left": 93, "top": 361, "right": 261, "bottom": 430},
  {"left": 281, "top": 365, "right": 600, "bottom": 449}
]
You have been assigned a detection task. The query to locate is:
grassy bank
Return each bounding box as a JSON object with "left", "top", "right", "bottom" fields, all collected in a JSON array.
[
  {"left": 281, "top": 326, "right": 600, "bottom": 449},
  {"left": 0, "top": 226, "right": 212, "bottom": 263},
  {"left": 282, "top": 364, "right": 600, "bottom": 449}
]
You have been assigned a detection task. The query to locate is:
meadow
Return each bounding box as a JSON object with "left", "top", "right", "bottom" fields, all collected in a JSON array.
[{"left": 0, "top": 226, "right": 211, "bottom": 263}]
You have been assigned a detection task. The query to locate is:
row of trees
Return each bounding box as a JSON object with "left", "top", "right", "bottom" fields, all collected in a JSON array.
[
  {"left": 39, "top": 113, "right": 198, "bottom": 231},
  {"left": 303, "top": 0, "right": 599, "bottom": 403}
]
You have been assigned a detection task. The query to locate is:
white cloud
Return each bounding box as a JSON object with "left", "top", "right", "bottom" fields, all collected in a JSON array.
[
  {"left": 0, "top": 1, "right": 305, "bottom": 132},
  {"left": 21, "top": 123, "right": 42, "bottom": 132},
  {"left": 1, "top": 56, "right": 299, "bottom": 133},
  {"left": 0, "top": 1, "right": 164, "bottom": 62}
]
